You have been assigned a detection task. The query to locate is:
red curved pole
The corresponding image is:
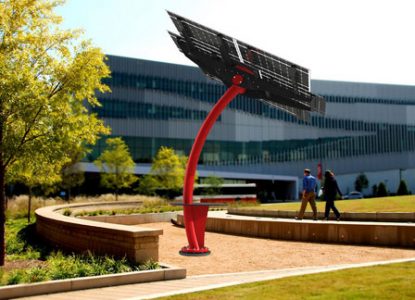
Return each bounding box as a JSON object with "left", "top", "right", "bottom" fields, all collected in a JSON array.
[{"left": 182, "top": 76, "right": 246, "bottom": 253}]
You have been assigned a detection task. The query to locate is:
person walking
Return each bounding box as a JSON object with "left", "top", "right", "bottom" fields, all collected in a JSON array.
[
  {"left": 322, "top": 170, "right": 342, "bottom": 220},
  {"left": 296, "top": 168, "right": 318, "bottom": 220}
]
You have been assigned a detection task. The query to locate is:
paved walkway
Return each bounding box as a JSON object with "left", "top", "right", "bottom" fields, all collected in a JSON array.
[{"left": 18, "top": 258, "right": 415, "bottom": 300}]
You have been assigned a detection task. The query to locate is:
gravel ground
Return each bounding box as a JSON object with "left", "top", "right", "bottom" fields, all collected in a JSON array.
[{"left": 139, "top": 222, "right": 415, "bottom": 276}]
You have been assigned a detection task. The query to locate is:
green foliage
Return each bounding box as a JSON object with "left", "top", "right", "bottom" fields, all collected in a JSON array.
[
  {"left": 2, "top": 251, "right": 158, "bottom": 285},
  {"left": 6, "top": 269, "right": 24, "bottom": 285},
  {"left": 59, "top": 150, "right": 86, "bottom": 199},
  {"left": 377, "top": 182, "right": 388, "bottom": 197},
  {"left": 397, "top": 180, "right": 410, "bottom": 195},
  {"left": 2, "top": 218, "right": 161, "bottom": 286},
  {"left": 138, "top": 147, "right": 191, "bottom": 197},
  {"left": 136, "top": 174, "right": 158, "bottom": 196},
  {"left": 354, "top": 173, "right": 369, "bottom": 192},
  {"left": 372, "top": 184, "right": 378, "bottom": 197},
  {"left": 138, "top": 259, "right": 159, "bottom": 271},
  {"left": 94, "top": 137, "right": 137, "bottom": 199},
  {"left": 5, "top": 219, "right": 42, "bottom": 260},
  {"left": 1, "top": 0, "right": 111, "bottom": 183},
  {"left": 62, "top": 209, "right": 72, "bottom": 216},
  {"left": 202, "top": 175, "right": 224, "bottom": 196},
  {"left": 74, "top": 199, "right": 181, "bottom": 217},
  {"left": 25, "top": 267, "right": 49, "bottom": 283},
  {"left": 0, "top": 0, "right": 111, "bottom": 264}
]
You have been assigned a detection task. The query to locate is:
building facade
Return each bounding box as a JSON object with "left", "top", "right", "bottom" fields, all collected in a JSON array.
[{"left": 85, "top": 55, "right": 415, "bottom": 200}]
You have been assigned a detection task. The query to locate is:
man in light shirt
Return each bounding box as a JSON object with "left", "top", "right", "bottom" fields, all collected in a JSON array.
[{"left": 295, "top": 168, "right": 318, "bottom": 220}]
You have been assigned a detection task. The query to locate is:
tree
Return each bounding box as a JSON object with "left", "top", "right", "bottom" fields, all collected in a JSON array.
[
  {"left": 138, "top": 147, "right": 191, "bottom": 198},
  {"left": 94, "top": 137, "right": 137, "bottom": 200},
  {"left": 371, "top": 184, "right": 378, "bottom": 197},
  {"left": 8, "top": 151, "right": 62, "bottom": 223},
  {"left": 59, "top": 149, "right": 86, "bottom": 200},
  {"left": 354, "top": 173, "right": 369, "bottom": 192},
  {"left": 0, "top": 0, "right": 110, "bottom": 266},
  {"left": 203, "top": 175, "right": 224, "bottom": 196},
  {"left": 377, "top": 182, "right": 388, "bottom": 197},
  {"left": 396, "top": 180, "right": 409, "bottom": 195}
]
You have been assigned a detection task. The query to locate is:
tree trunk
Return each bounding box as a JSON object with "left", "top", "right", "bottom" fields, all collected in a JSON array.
[
  {"left": 0, "top": 164, "right": 5, "bottom": 267},
  {"left": 0, "top": 115, "right": 5, "bottom": 266},
  {"left": 28, "top": 186, "right": 32, "bottom": 223}
]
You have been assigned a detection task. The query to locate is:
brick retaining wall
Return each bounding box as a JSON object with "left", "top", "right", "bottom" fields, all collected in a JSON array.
[{"left": 35, "top": 203, "right": 163, "bottom": 263}]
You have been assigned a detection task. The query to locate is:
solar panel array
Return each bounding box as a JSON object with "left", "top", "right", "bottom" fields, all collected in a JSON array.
[{"left": 168, "top": 11, "right": 325, "bottom": 121}]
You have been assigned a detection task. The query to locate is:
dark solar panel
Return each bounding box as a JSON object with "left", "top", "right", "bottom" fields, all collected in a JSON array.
[{"left": 168, "top": 11, "right": 325, "bottom": 121}]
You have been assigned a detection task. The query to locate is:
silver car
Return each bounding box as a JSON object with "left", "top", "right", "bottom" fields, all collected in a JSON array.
[{"left": 344, "top": 191, "right": 364, "bottom": 199}]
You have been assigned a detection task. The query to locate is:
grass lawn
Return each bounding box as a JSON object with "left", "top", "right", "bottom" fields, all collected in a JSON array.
[
  {"left": 249, "top": 195, "right": 415, "bottom": 212},
  {"left": 159, "top": 262, "right": 415, "bottom": 300}
]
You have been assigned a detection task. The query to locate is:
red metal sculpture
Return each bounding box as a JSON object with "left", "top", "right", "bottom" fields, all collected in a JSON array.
[{"left": 168, "top": 11, "right": 325, "bottom": 255}]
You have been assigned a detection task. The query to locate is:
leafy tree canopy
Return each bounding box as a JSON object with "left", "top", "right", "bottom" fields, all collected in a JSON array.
[
  {"left": 94, "top": 137, "right": 137, "bottom": 199},
  {"left": 0, "top": 0, "right": 111, "bottom": 265},
  {"left": 202, "top": 175, "right": 224, "bottom": 196},
  {"left": 354, "top": 173, "right": 369, "bottom": 192},
  {"left": 138, "top": 147, "right": 193, "bottom": 197}
]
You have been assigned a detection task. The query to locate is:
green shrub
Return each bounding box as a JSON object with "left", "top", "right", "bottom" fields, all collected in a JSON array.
[
  {"left": 138, "top": 259, "right": 159, "bottom": 271},
  {"left": 62, "top": 209, "right": 72, "bottom": 216},
  {"left": 397, "top": 180, "right": 410, "bottom": 195},
  {"left": 4, "top": 216, "right": 163, "bottom": 286},
  {"left": 7, "top": 270, "right": 24, "bottom": 285},
  {"left": 377, "top": 182, "right": 388, "bottom": 197},
  {"left": 24, "top": 267, "right": 49, "bottom": 283},
  {"left": 48, "top": 252, "right": 79, "bottom": 280}
]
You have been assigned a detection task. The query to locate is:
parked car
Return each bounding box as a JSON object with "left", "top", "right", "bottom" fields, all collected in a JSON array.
[{"left": 343, "top": 191, "right": 364, "bottom": 199}]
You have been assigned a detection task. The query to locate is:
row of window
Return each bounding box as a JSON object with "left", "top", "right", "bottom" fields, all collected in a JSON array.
[
  {"left": 92, "top": 98, "right": 211, "bottom": 121},
  {"left": 105, "top": 72, "right": 415, "bottom": 127},
  {"left": 86, "top": 128, "right": 415, "bottom": 165},
  {"left": 104, "top": 72, "right": 298, "bottom": 123},
  {"left": 91, "top": 70, "right": 415, "bottom": 165},
  {"left": 322, "top": 94, "right": 415, "bottom": 105}
]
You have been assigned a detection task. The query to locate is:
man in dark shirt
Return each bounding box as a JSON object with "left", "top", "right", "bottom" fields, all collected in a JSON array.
[
  {"left": 322, "top": 170, "right": 342, "bottom": 220},
  {"left": 296, "top": 168, "right": 318, "bottom": 220}
]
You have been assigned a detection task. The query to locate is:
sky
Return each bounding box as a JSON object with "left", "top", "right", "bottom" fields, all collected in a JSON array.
[{"left": 57, "top": 0, "right": 415, "bottom": 86}]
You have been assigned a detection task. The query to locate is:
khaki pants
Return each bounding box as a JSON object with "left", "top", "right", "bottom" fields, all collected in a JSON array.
[{"left": 297, "top": 191, "right": 317, "bottom": 219}]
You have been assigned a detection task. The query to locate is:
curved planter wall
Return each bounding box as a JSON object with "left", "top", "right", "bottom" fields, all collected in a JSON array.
[
  {"left": 176, "top": 211, "right": 415, "bottom": 248},
  {"left": 35, "top": 201, "right": 163, "bottom": 263}
]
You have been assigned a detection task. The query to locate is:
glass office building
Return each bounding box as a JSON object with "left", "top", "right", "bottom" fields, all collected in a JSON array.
[{"left": 86, "top": 55, "right": 415, "bottom": 199}]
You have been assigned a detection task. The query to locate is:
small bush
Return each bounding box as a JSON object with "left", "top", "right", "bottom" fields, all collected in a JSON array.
[
  {"left": 62, "top": 209, "right": 72, "bottom": 216},
  {"left": 377, "top": 182, "right": 388, "bottom": 197},
  {"left": 7, "top": 270, "right": 24, "bottom": 285},
  {"left": 397, "top": 180, "right": 410, "bottom": 195},
  {"left": 138, "top": 259, "right": 160, "bottom": 271},
  {"left": 24, "top": 267, "right": 49, "bottom": 283}
]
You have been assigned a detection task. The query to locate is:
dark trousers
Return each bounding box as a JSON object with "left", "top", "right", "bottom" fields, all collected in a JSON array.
[{"left": 324, "top": 198, "right": 340, "bottom": 219}]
